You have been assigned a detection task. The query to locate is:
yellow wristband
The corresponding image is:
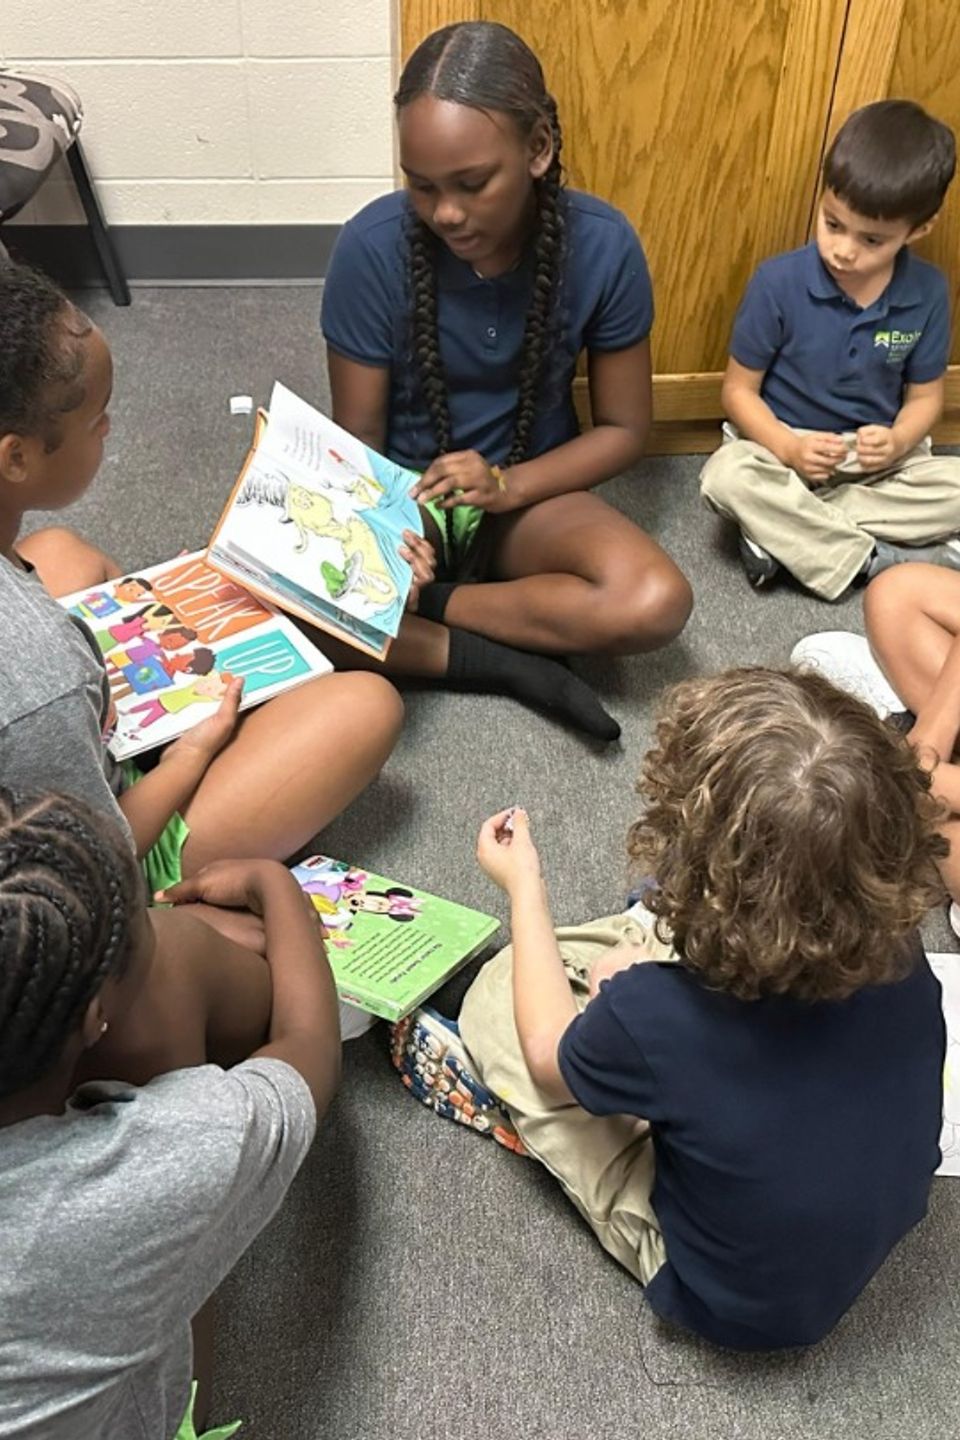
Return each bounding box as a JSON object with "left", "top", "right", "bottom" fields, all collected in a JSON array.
[{"left": 489, "top": 464, "right": 508, "bottom": 493}]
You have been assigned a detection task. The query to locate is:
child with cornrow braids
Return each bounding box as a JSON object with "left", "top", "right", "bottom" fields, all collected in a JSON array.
[
  {"left": 0, "top": 787, "right": 340, "bottom": 1439},
  {"left": 322, "top": 21, "right": 692, "bottom": 741}
]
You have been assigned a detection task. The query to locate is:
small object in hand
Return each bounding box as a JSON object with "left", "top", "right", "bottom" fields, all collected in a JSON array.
[
  {"left": 490, "top": 464, "right": 507, "bottom": 493},
  {"left": 229, "top": 394, "right": 254, "bottom": 416},
  {"left": 499, "top": 806, "right": 518, "bottom": 838}
]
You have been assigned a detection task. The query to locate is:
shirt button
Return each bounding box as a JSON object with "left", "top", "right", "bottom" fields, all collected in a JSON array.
[{"left": 486, "top": 326, "right": 497, "bottom": 339}]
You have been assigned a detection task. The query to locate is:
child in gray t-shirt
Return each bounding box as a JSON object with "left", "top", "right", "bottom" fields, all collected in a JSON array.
[
  {"left": 0, "top": 261, "right": 403, "bottom": 902},
  {"left": 0, "top": 786, "right": 342, "bottom": 1439}
]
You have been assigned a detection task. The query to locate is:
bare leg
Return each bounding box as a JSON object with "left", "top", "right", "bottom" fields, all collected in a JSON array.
[
  {"left": 179, "top": 671, "right": 404, "bottom": 873},
  {"left": 449, "top": 492, "right": 692, "bottom": 655},
  {"left": 191, "top": 1298, "right": 215, "bottom": 1431},
  {"left": 14, "top": 525, "right": 120, "bottom": 593},
  {"left": 864, "top": 565, "right": 960, "bottom": 711}
]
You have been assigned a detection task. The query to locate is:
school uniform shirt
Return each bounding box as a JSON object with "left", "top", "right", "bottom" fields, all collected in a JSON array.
[
  {"left": 558, "top": 934, "right": 944, "bottom": 1351},
  {"left": 0, "top": 1058, "right": 315, "bottom": 1439},
  {"left": 731, "top": 242, "right": 950, "bottom": 433},
  {"left": 321, "top": 188, "right": 653, "bottom": 470}
]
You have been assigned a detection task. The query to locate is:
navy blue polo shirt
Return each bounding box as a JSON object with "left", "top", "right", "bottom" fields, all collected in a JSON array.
[
  {"left": 558, "top": 934, "right": 944, "bottom": 1351},
  {"left": 731, "top": 242, "right": 951, "bottom": 431},
  {"left": 321, "top": 188, "right": 653, "bottom": 470}
]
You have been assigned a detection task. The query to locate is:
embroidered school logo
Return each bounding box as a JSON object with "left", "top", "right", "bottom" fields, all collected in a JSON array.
[{"left": 873, "top": 328, "right": 922, "bottom": 363}]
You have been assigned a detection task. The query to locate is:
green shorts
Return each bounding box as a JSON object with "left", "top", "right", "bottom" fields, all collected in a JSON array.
[
  {"left": 422, "top": 497, "right": 487, "bottom": 577},
  {"left": 174, "top": 1381, "right": 241, "bottom": 1439},
  {"left": 121, "top": 760, "right": 190, "bottom": 896}
]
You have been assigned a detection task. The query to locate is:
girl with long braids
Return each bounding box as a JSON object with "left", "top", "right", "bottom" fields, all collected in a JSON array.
[
  {"left": 0, "top": 788, "right": 340, "bottom": 1440},
  {"left": 322, "top": 21, "right": 692, "bottom": 741}
]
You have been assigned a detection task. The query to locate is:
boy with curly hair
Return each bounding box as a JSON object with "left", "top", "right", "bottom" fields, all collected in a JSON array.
[
  {"left": 398, "top": 668, "right": 948, "bottom": 1351},
  {"left": 701, "top": 100, "right": 960, "bottom": 599}
]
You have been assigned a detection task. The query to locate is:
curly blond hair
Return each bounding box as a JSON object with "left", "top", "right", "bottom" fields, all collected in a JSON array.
[{"left": 628, "top": 667, "right": 946, "bottom": 1002}]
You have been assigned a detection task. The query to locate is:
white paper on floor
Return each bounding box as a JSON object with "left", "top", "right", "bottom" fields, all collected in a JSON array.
[{"left": 929, "top": 955, "right": 960, "bottom": 1176}]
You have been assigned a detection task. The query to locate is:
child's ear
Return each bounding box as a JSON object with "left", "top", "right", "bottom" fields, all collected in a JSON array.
[
  {"left": 528, "top": 118, "right": 554, "bottom": 180},
  {"left": 0, "top": 432, "right": 33, "bottom": 486},
  {"left": 907, "top": 212, "right": 938, "bottom": 244},
  {"left": 80, "top": 995, "right": 109, "bottom": 1051}
]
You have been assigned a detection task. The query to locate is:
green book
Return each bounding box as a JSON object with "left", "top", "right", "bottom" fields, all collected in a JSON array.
[{"left": 291, "top": 856, "right": 500, "bottom": 1022}]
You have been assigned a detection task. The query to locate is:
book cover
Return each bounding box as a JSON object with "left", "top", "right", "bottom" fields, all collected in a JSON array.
[
  {"left": 207, "top": 383, "right": 423, "bottom": 660},
  {"left": 291, "top": 855, "right": 500, "bottom": 1022},
  {"left": 60, "top": 551, "right": 332, "bottom": 760}
]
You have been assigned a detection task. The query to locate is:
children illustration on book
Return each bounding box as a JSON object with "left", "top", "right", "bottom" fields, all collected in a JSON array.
[
  {"left": 61, "top": 552, "right": 331, "bottom": 760},
  {"left": 291, "top": 859, "right": 423, "bottom": 948}
]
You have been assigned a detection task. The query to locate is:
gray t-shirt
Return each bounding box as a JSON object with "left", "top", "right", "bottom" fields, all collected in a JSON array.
[
  {"left": 0, "top": 1058, "right": 316, "bottom": 1439},
  {"left": 0, "top": 554, "right": 127, "bottom": 829}
]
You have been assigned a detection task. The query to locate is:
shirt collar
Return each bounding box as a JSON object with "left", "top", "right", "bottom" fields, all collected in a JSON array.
[{"left": 804, "top": 241, "right": 921, "bottom": 311}]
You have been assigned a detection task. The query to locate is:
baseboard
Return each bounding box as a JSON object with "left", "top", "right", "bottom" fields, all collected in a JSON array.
[{"left": 1, "top": 224, "right": 342, "bottom": 286}]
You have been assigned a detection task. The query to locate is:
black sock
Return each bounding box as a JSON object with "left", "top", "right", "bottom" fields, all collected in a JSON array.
[
  {"left": 446, "top": 629, "right": 621, "bottom": 741},
  {"left": 416, "top": 581, "right": 459, "bottom": 624}
]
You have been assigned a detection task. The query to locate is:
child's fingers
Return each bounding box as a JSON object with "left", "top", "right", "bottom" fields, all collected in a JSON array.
[{"left": 154, "top": 877, "right": 200, "bottom": 906}]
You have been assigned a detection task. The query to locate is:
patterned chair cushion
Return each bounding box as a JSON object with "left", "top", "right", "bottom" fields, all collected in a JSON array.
[{"left": 0, "top": 71, "right": 83, "bottom": 219}]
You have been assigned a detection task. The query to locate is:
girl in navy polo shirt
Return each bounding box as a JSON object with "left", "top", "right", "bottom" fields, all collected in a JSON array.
[{"left": 322, "top": 21, "right": 692, "bottom": 741}]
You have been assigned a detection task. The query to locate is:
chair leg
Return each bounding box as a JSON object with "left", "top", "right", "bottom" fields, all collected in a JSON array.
[{"left": 66, "top": 139, "right": 130, "bottom": 305}]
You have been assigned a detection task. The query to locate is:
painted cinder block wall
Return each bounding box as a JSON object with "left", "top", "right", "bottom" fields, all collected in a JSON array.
[{"left": 2, "top": 0, "right": 397, "bottom": 225}]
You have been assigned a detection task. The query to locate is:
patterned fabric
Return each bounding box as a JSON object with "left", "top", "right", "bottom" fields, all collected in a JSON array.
[{"left": 0, "top": 70, "right": 83, "bottom": 217}]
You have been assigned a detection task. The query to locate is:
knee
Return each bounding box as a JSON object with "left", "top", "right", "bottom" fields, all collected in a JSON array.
[
  {"left": 339, "top": 671, "right": 405, "bottom": 748},
  {"left": 604, "top": 564, "right": 694, "bottom": 653},
  {"left": 699, "top": 444, "right": 754, "bottom": 511},
  {"left": 16, "top": 525, "right": 114, "bottom": 593},
  {"left": 863, "top": 565, "right": 917, "bottom": 642}
]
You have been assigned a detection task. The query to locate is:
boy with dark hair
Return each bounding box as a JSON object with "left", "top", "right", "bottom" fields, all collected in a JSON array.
[{"left": 701, "top": 100, "right": 960, "bottom": 599}]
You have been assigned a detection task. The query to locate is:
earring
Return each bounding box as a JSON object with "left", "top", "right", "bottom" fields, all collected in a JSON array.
[{"left": 100, "top": 1020, "right": 109, "bottom": 1036}]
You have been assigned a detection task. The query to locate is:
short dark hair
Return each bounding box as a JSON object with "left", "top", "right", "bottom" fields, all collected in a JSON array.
[
  {"left": 0, "top": 260, "right": 91, "bottom": 452},
  {"left": 824, "top": 100, "right": 956, "bottom": 226},
  {"left": 0, "top": 789, "right": 142, "bottom": 1098}
]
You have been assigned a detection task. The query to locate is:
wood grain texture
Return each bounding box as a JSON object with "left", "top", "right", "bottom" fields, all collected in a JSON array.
[
  {"left": 824, "top": 0, "right": 960, "bottom": 364},
  {"left": 477, "top": 0, "right": 848, "bottom": 373},
  {"left": 401, "top": 0, "right": 480, "bottom": 59}
]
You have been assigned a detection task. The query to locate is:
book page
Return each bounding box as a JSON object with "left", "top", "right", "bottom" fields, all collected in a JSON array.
[
  {"left": 291, "top": 856, "right": 499, "bottom": 1020},
  {"left": 60, "top": 552, "right": 331, "bottom": 760},
  {"left": 213, "top": 383, "right": 423, "bottom": 644}
]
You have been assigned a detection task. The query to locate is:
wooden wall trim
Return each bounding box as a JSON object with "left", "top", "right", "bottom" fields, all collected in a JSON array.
[{"left": 574, "top": 367, "right": 960, "bottom": 455}]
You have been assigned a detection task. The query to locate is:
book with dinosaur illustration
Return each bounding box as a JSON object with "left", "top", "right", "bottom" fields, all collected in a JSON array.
[
  {"left": 59, "top": 552, "right": 332, "bottom": 761},
  {"left": 206, "top": 383, "right": 423, "bottom": 660},
  {"left": 291, "top": 855, "right": 500, "bottom": 1022}
]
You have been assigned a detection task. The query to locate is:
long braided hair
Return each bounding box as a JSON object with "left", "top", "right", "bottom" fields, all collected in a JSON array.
[
  {"left": 0, "top": 789, "right": 141, "bottom": 1099},
  {"left": 395, "top": 23, "right": 567, "bottom": 540}
]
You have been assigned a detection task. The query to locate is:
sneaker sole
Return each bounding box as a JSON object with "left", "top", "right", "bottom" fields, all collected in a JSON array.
[{"left": 390, "top": 1008, "right": 527, "bottom": 1156}]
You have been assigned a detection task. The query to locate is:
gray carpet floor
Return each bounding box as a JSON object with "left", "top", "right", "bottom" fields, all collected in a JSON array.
[{"left": 25, "top": 287, "right": 960, "bottom": 1439}]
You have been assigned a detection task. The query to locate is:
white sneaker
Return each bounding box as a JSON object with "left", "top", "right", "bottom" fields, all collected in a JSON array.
[
  {"left": 949, "top": 902, "right": 960, "bottom": 942},
  {"left": 789, "top": 632, "right": 902, "bottom": 718}
]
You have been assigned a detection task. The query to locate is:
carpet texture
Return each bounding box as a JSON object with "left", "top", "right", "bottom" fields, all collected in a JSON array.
[{"left": 24, "top": 287, "right": 960, "bottom": 1440}]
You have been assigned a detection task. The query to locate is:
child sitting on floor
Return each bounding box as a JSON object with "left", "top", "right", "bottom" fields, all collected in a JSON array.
[
  {"left": 394, "top": 667, "right": 947, "bottom": 1351},
  {"left": 701, "top": 100, "right": 960, "bottom": 599},
  {"left": 0, "top": 786, "right": 340, "bottom": 1439},
  {"left": 0, "top": 260, "right": 403, "bottom": 913}
]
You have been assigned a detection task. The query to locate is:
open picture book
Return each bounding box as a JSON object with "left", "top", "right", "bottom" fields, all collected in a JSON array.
[
  {"left": 60, "top": 551, "right": 331, "bottom": 761},
  {"left": 207, "top": 383, "right": 423, "bottom": 660},
  {"left": 291, "top": 855, "right": 500, "bottom": 1023}
]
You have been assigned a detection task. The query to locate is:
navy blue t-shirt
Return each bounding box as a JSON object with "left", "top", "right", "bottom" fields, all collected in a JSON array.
[
  {"left": 321, "top": 188, "right": 653, "bottom": 470},
  {"left": 558, "top": 934, "right": 944, "bottom": 1351},
  {"left": 731, "top": 242, "right": 950, "bottom": 431}
]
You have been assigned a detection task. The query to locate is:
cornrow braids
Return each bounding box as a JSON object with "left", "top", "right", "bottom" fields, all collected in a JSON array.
[
  {"left": 396, "top": 22, "right": 568, "bottom": 549},
  {"left": 508, "top": 98, "right": 565, "bottom": 468},
  {"left": 0, "top": 789, "right": 142, "bottom": 1099}
]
